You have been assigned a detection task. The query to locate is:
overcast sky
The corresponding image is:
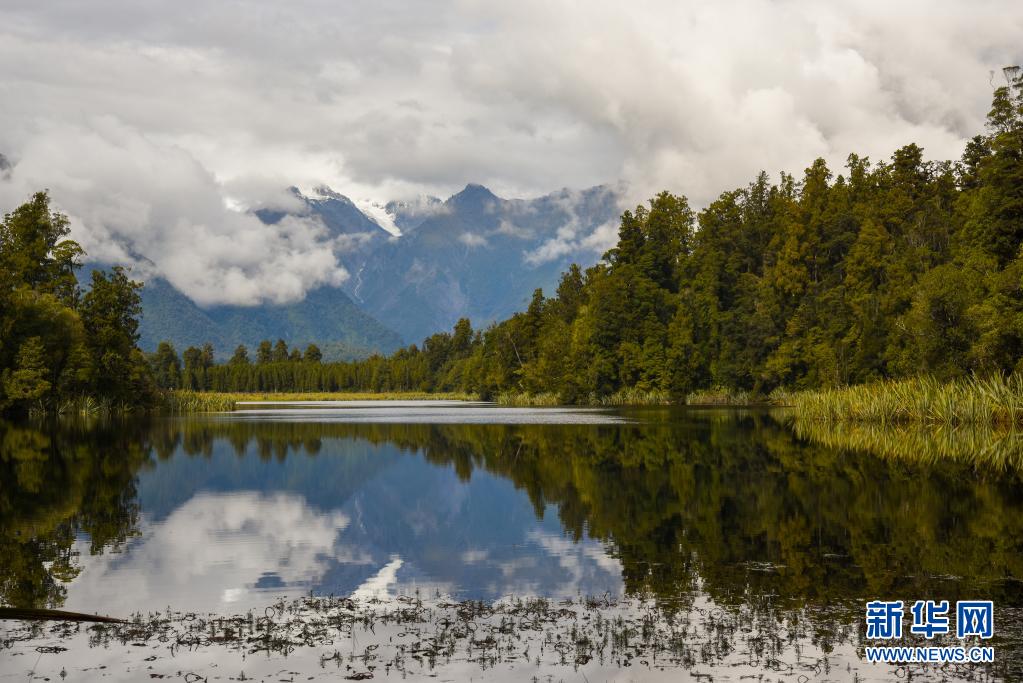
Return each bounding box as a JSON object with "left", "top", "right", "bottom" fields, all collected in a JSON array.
[{"left": 1, "top": 0, "right": 1020, "bottom": 305}]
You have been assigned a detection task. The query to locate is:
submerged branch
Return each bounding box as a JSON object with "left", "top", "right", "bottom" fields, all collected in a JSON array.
[{"left": 0, "top": 607, "right": 126, "bottom": 623}]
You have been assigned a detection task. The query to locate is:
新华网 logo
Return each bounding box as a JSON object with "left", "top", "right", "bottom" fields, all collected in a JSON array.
[{"left": 863, "top": 599, "right": 994, "bottom": 665}]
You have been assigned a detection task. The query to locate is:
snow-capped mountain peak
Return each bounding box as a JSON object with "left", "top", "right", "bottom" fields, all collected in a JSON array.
[{"left": 354, "top": 199, "right": 402, "bottom": 237}]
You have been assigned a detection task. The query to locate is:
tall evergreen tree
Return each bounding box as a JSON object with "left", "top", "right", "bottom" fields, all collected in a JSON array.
[
  {"left": 303, "top": 344, "right": 322, "bottom": 363},
  {"left": 256, "top": 340, "right": 273, "bottom": 364},
  {"left": 150, "top": 341, "right": 182, "bottom": 389},
  {"left": 272, "top": 339, "right": 289, "bottom": 363},
  {"left": 78, "top": 267, "right": 153, "bottom": 403},
  {"left": 230, "top": 345, "right": 250, "bottom": 365}
]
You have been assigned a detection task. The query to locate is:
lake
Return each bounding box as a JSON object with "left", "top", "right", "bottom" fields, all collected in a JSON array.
[{"left": 2, "top": 402, "right": 1022, "bottom": 681}]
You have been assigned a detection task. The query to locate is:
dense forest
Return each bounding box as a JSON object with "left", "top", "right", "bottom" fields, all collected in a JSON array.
[
  {"left": 153, "top": 72, "right": 1023, "bottom": 401},
  {"left": 0, "top": 193, "right": 155, "bottom": 414}
]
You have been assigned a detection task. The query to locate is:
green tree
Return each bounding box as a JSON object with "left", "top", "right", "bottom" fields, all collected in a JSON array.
[
  {"left": 0, "top": 191, "right": 83, "bottom": 306},
  {"left": 0, "top": 193, "right": 154, "bottom": 413},
  {"left": 2, "top": 337, "right": 52, "bottom": 405},
  {"left": 272, "top": 339, "right": 289, "bottom": 363},
  {"left": 182, "top": 347, "right": 202, "bottom": 390},
  {"left": 229, "top": 344, "right": 250, "bottom": 365},
  {"left": 451, "top": 319, "right": 474, "bottom": 358},
  {"left": 303, "top": 344, "right": 322, "bottom": 363},
  {"left": 79, "top": 268, "right": 153, "bottom": 404},
  {"left": 256, "top": 340, "right": 273, "bottom": 364},
  {"left": 895, "top": 262, "right": 984, "bottom": 379},
  {"left": 960, "top": 72, "right": 1023, "bottom": 266},
  {"left": 149, "top": 341, "right": 182, "bottom": 390}
]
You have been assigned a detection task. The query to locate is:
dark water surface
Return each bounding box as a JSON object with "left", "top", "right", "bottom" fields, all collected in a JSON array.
[{"left": 3, "top": 402, "right": 1023, "bottom": 680}]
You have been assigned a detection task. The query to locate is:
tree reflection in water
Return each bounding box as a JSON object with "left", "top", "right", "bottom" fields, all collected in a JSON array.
[{"left": 2, "top": 409, "right": 1022, "bottom": 675}]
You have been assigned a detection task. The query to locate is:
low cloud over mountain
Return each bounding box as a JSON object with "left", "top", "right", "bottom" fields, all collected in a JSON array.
[
  {"left": 2, "top": 1, "right": 1020, "bottom": 309},
  {"left": 298, "top": 182, "right": 621, "bottom": 344},
  {"left": 50, "top": 179, "right": 620, "bottom": 356},
  {"left": 0, "top": 122, "right": 349, "bottom": 307}
]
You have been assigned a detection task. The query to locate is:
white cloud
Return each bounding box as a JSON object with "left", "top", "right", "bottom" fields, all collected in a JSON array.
[
  {"left": 1, "top": 0, "right": 1021, "bottom": 297},
  {"left": 0, "top": 119, "right": 349, "bottom": 306},
  {"left": 525, "top": 530, "right": 623, "bottom": 598},
  {"left": 523, "top": 188, "right": 619, "bottom": 265},
  {"left": 493, "top": 219, "right": 534, "bottom": 240},
  {"left": 524, "top": 236, "right": 575, "bottom": 266},
  {"left": 65, "top": 491, "right": 354, "bottom": 613},
  {"left": 525, "top": 226, "right": 615, "bottom": 267},
  {"left": 458, "top": 231, "right": 488, "bottom": 248},
  {"left": 460, "top": 549, "right": 490, "bottom": 564}
]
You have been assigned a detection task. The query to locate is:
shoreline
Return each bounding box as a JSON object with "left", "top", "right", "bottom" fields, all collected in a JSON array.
[{"left": 20, "top": 374, "right": 1023, "bottom": 429}]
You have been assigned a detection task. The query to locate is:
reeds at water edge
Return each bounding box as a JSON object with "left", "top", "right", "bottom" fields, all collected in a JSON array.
[
  {"left": 162, "top": 390, "right": 481, "bottom": 413},
  {"left": 789, "top": 375, "right": 1023, "bottom": 426}
]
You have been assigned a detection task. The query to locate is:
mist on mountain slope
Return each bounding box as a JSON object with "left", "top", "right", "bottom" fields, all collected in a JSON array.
[{"left": 132, "top": 182, "right": 621, "bottom": 356}]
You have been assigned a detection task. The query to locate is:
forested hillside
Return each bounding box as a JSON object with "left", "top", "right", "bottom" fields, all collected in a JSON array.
[
  {"left": 174, "top": 74, "right": 1023, "bottom": 401},
  {"left": 134, "top": 276, "right": 404, "bottom": 362}
]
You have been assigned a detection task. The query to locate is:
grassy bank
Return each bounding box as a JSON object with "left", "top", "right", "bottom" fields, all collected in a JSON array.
[
  {"left": 20, "top": 396, "right": 152, "bottom": 418},
  {"left": 685, "top": 387, "right": 791, "bottom": 407},
  {"left": 790, "top": 375, "right": 1023, "bottom": 426},
  {"left": 496, "top": 387, "right": 785, "bottom": 407},
  {"left": 162, "top": 390, "right": 481, "bottom": 413},
  {"left": 162, "top": 375, "right": 1023, "bottom": 422},
  {"left": 496, "top": 389, "right": 675, "bottom": 407}
]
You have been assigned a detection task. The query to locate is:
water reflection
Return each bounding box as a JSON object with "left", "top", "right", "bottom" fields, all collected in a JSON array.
[
  {"left": 71, "top": 491, "right": 353, "bottom": 609},
  {"left": 0, "top": 420, "right": 146, "bottom": 609},
  {"left": 789, "top": 413, "right": 1023, "bottom": 472},
  {"left": 3, "top": 409, "right": 1023, "bottom": 620}
]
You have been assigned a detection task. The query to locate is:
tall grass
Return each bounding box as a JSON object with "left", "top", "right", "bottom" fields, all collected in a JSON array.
[
  {"left": 26, "top": 395, "right": 145, "bottom": 417},
  {"left": 497, "top": 389, "right": 674, "bottom": 407},
  {"left": 790, "top": 374, "right": 1023, "bottom": 426},
  {"left": 495, "top": 392, "right": 563, "bottom": 407},
  {"left": 682, "top": 386, "right": 790, "bottom": 406},
  {"left": 163, "top": 391, "right": 239, "bottom": 413},
  {"left": 594, "top": 388, "right": 673, "bottom": 406},
  {"left": 685, "top": 387, "right": 751, "bottom": 405},
  {"left": 497, "top": 387, "right": 784, "bottom": 407},
  {"left": 162, "top": 390, "right": 482, "bottom": 413}
]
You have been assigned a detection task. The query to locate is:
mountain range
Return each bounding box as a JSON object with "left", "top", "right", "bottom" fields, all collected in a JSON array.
[{"left": 94, "top": 183, "right": 622, "bottom": 359}]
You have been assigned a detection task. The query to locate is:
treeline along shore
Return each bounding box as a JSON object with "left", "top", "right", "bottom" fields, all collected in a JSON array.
[{"left": 2, "top": 74, "right": 1023, "bottom": 424}]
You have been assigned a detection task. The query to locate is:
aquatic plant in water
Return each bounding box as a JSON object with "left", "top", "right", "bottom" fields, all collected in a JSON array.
[{"left": 4, "top": 594, "right": 1019, "bottom": 681}]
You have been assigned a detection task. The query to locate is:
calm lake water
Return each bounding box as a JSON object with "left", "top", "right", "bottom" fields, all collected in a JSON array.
[{"left": 3, "top": 402, "right": 1023, "bottom": 680}]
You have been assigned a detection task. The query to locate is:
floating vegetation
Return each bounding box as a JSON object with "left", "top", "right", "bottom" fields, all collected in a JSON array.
[
  {"left": 162, "top": 390, "right": 481, "bottom": 413},
  {"left": 790, "top": 374, "right": 1023, "bottom": 426},
  {"left": 0, "top": 593, "right": 856, "bottom": 680},
  {"left": 3, "top": 594, "right": 1018, "bottom": 681}
]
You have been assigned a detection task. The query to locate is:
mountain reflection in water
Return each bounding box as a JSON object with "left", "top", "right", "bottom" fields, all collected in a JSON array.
[{"left": 2, "top": 406, "right": 1023, "bottom": 678}]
